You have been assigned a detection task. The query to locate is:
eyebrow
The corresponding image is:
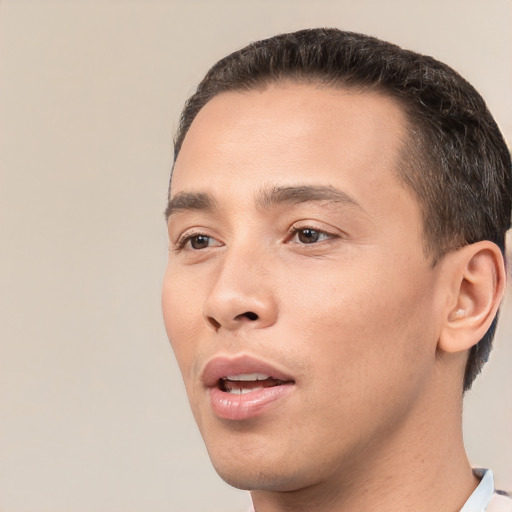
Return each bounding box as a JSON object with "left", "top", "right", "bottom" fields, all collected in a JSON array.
[
  {"left": 165, "top": 184, "right": 362, "bottom": 220},
  {"left": 256, "top": 185, "right": 362, "bottom": 210},
  {"left": 165, "top": 191, "right": 217, "bottom": 219}
]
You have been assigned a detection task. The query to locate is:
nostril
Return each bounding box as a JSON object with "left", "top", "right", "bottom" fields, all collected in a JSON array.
[
  {"left": 236, "top": 311, "right": 259, "bottom": 321},
  {"left": 206, "top": 316, "right": 221, "bottom": 330}
]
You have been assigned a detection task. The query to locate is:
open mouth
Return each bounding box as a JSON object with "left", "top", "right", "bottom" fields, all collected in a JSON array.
[
  {"left": 218, "top": 373, "right": 290, "bottom": 395},
  {"left": 202, "top": 355, "right": 296, "bottom": 420}
]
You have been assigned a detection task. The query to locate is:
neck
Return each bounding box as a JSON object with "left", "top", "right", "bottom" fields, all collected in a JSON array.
[{"left": 250, "top": 376, "right": 478, "bottom": 512}]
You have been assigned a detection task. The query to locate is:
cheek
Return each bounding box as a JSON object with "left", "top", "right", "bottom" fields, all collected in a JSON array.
[
  {"left": 162, "top": 266, "right": 204, "bottom": 379},
  {"left": 283, "top": 257, "right": 438, "bottom": 390}
]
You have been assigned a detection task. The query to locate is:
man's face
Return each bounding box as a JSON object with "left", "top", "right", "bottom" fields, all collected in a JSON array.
[{"left": 162, "top": 84, "right": 446, "bottom": 491}]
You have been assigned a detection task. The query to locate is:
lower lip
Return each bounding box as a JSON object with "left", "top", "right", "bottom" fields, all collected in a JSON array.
[{"left": 208, "top": 384, "right": 295, "bottom": 421}]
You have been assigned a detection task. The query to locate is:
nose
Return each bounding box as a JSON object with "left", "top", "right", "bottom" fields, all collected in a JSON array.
[{"left": 202, "top": 246, "right": 278, "bottom": 332}]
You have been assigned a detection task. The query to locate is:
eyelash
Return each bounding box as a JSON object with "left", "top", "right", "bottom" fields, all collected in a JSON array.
[
  {"left": 174, "top": 231, "right": 219, "bottom": 251},
  {"left": 174, "top": 226, "right": 336, "bottom": 252},
  {"left": 287, "top": 226, "right": 337, "bottom": 245}
]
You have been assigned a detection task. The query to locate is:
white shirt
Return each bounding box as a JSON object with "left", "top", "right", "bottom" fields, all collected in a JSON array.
[{"left": 461, "top": 469, "right": 512, "bottom": 512}]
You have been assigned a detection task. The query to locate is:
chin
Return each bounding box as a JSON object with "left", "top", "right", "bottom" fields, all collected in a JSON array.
[
  {"left": 212, "top": 460, "right": 308, "bottom": 492},
  {"left": 198, "top": 422, "right": 291, "bottom": 489},
  {"left": 204, "top": 436, "right": 320, "bottom": 493}
]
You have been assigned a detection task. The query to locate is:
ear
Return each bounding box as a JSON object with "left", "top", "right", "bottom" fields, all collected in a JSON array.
[{"left": 438, "top": 241, "right": 506, "bottom": 354}]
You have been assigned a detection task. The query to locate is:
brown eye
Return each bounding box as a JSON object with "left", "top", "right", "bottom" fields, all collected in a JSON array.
[
  {"left": 190, "top": 234, "right": 212, "bottom": 249},
  {"left": 289, "top": 227, "right": 335, "bottom": 245},
  {"left": 176, "top": 232, "right": 223, "bottom": 252},
  {"left": 297, "top": 228, "right": 321, "bottom": 243}
]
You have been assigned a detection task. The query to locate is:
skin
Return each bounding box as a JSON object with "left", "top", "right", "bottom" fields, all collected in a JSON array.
[{"left": 162, "top": 84, "right": 487, "bottom": 512}]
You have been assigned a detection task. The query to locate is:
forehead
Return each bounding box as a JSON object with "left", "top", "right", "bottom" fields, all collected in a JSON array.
[{"left": 170, "top": 84, "right": 414, "bottom": 224}]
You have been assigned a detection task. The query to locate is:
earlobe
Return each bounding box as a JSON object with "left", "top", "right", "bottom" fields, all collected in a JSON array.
[{"left": 438, "top": 241, "right": 506, "bottom": 354}]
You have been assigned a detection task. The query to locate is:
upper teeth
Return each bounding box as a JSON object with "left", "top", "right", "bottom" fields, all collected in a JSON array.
[{"left": 224, "top": 373, "right": 270, "bottom": 381}]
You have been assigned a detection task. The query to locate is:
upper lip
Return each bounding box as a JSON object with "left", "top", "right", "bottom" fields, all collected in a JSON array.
[{"left": 201, "top": 354, "right": 295, "bottom": 388}]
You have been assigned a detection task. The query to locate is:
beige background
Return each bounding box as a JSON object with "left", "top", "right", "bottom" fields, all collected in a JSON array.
[{"left": 0, "top": 1, "right": 511, "bottom": 511}]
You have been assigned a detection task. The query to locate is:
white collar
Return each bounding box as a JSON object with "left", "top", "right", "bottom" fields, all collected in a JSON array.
[{"left": 460, "top": 469, "right": 495, "bottom": 512}]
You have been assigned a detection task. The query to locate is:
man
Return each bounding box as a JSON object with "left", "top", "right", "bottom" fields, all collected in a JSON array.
[{"left": 161, "top": 29, "right": 512, "bottom": 512}]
